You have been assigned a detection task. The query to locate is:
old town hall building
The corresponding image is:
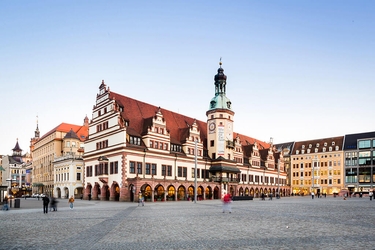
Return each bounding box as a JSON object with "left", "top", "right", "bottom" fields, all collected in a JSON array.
[{"left": 83, "top": 62, "right": 289, "bottom": 202}]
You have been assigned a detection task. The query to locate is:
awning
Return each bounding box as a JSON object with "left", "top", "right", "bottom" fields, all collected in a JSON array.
[
  {"left": 0, "top": 165, "right": 5, "bottom": 171},
  {"left": 209, "top": 165, "right": 241, "bottom": 173}
]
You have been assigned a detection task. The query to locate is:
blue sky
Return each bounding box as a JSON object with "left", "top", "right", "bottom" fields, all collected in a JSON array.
[{"left": 1, "top": 1, "right": 374, "bottom": 155}]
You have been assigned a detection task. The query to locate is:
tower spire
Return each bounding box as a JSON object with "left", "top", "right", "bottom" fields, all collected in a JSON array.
[{"left": 35, "top": 115, "right": 40, "bottom": 138}]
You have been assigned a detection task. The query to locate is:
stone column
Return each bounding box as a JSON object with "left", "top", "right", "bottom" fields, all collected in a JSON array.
[{"left": 119, "top": 186, "right": 129, "bottom": 202}]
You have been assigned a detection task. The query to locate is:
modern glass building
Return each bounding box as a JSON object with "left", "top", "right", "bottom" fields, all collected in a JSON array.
[{"left": 343, "top": 132, "right": 375, "bottom": 195}]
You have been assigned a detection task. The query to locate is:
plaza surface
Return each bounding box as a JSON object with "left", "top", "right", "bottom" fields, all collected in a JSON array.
[{"left": 1, "top": 196, "right": 375, "bottom": 250}]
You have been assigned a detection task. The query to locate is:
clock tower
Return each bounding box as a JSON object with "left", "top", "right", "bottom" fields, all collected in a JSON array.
[{"left": 206, "top": 60, "right": 235, "bottom": 160}]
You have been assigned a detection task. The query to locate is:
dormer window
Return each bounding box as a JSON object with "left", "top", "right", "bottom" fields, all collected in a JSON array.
[
  {"left": 329, "top": 147, "right": 332, "bottom": 151},
  {"left": 335, "top": 146, "right": 339, "bottom": 151},
  {"left": 301, "top": 150, "right": 305, "bottom": 154},
  {"left": 309, "top": 144, "right": 312, "bottom": 148},
  {"left": 316, "top": 143, "right": 320, "bottom": 147},
  {"left": 307, "top": 149, "right": 311, "bottom": 153},
  {"left": 323, "top": 147, "right": 326, "bottom": 152},
  {"left": 324, "top": 142, "right": 327, "bottom": 146},
  {"left": 302, "top": 145, "right": 305, "bottom": 149},
  {"left": 296, "top": 150, "right": 299, "bottom": 154},
  {"left": 332, "top": 142, "right": 335, "bottom": 146},
  {"left": 315, "top": 148, "right": 318, "bottom": 153}
]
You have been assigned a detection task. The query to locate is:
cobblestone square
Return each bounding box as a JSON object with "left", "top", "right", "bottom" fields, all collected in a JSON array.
[{"left": 1, "top": 196, "right": 375, "bottom": 250}]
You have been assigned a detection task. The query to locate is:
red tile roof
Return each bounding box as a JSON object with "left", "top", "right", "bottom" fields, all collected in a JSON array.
[
  {"left": 38, "top": 123, "right": 88, "bottom": 142},
  {"left": 110, "top": 91, "right": 270, "bottom": 150}
]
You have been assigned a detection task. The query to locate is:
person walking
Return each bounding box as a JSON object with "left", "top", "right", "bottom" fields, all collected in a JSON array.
[
  {"left": 138, "top": 191, "right": 144, "bottom": 206},
  {"left": 42, "top": 194, "right": 50, "bottom": 214},
  {"left": 3, "top": 196, "right": 9, "bottom": 211},
  {"left": 50, "top": 197, "right": 57, "bottom": 211},
  {"left": 68, "top": 196, "right": 75, "bottom": 210},
  {"left": 222, "top": 193, "right": 232, "bottom": 213},
  {"left": 311, "top": 191, "right": 315, "bottom": 199},
  {"left": 369, "top": 191, "right": 373, "bottom": 201}
]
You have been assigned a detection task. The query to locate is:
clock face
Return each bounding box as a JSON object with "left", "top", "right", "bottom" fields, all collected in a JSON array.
[{"left": 209, "top": 122, "right": 216, "bottom": 131}]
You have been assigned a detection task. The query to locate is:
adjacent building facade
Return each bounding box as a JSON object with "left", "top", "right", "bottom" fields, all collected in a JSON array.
[
  {"left": 53, "top": 129, "right": 86, "bottom": 199},
  {"left": 343, "top": 131, "right": 375, "bottom": 195},
  {"left": 290, "top": 137, "right": 345, "bottom": 195},
  {"left": 1, "top": 140, "right": 32, "bottom": 197},
  {"left": 83, "top": 62, "right": 290, "bottom": 202},
  {"left": 31, "top": 119, "right": 88, "bottom": 196}
]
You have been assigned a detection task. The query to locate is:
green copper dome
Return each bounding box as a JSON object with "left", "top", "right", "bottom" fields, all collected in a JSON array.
[{"left": 208, "top": 62, "right": 232, "bottom": 111}]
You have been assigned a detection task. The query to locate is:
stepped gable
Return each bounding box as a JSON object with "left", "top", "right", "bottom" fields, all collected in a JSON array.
[
  {"left": 110, "top": 91, "right": 268, "bottom": 150},
  {"left": 110, "top": 91, "right": 208, "bottom": 146}
]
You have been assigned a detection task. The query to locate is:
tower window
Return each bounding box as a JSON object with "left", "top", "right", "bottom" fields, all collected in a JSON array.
[
  {"left": 220, "top": 114, "right": 223, "bottom": 118},
  {"left": 210, "top": 140, "right": 214, "bottom": 147}
]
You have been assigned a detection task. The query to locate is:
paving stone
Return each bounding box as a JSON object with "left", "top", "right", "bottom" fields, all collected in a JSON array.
[{"left": 1, "top": 197, "right": 375, "bottom": 249}]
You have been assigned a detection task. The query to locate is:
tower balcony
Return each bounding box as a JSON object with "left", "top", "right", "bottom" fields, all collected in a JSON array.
[{"left": 226, "top": 140, "right": 235, "bottom": 149}]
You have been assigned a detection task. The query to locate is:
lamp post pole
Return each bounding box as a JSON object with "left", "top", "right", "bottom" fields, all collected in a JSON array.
[
  {"left": 277, "top": 161, "right": 280, "bottom": 198},
  {"left": 194, "top": 140, "right": 197, "bottom": 204}
]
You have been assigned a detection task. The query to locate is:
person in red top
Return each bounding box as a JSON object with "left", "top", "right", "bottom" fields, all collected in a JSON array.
[{"left": 222, "top": 193, "right": 232, "bottom": 213}]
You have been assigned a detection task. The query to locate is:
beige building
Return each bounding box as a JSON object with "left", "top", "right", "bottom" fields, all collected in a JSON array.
[
  {"left": 291, "top": 137, "right": 345, "bottom": 196},
  {"left": 53, "top": 129, "right": 85, "bottom": 199},
  {"left": 32, "top": 119, "right": 88, "bottom": 196}
]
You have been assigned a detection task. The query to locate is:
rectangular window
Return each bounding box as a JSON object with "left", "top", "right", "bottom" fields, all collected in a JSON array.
[
  {"left": 358, "top": 140, "right": 371, "bottom": 149},
  {"left": 114, "top": 162, "right": 118, "bottom": 174},
  {"left": 76, "top": 173, "right": 81, "bottom": 181},
  {"left": 137, "top": 162, "right": 142, "bottom": 174},
  {"left": 86, "top": 166, "right": 92, "bottom": 177},
  {"left": 95, "top": 164, "right": 99, "bottom": 176},
  {"left": 345, "top": 168, "right": 357, "bottom": 183},
  {"left": 201, "top": 169, "right": 209, "bottom": 179},
  {"left": 151, "top": 164, "right": 157, "bottom": 175},
  {"left": 178, "top": 167, "right": 182, "bottom": 177},
  {"left": 359, "top": 151, "right": 371, "bottom": 165},
  {"left": 178, "top": 166, "right": 187, "bottom": 177},
  {"left": 210, "top": 140, "right": 214, "bottom": 147},
  {"left": 146, "top": 163, "right": 151, "bottom": 175},
  {"left": 359, "top": 167, "right": 371, "bottom": 183},
  {"left": 130, "top": 161, "right": 135, "bottom": 174},
  {"left": 167, "top": 165, "right": 172, "bottom": 176},
  {"left": 162, "top": 165, "right": 166, "bottom": 176}
]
